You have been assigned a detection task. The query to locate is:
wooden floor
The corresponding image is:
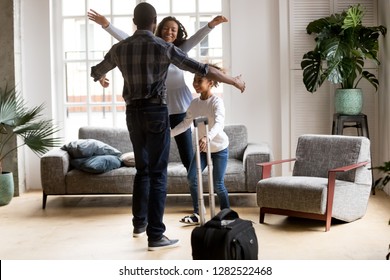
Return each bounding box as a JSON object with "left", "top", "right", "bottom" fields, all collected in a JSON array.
[{"left": 1, "top": 190, "right": 390, "bottom": 260}]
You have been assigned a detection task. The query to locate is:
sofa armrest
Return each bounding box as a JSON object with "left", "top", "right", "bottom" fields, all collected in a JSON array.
[
  {"left": 40, "top": 148, "right": 70, "bottom": 195},
  {"left": 244, "top": 142, "right": 273, "bottom": 192}
]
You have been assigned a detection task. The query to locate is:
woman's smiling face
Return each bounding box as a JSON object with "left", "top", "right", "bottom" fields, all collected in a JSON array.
[{"left": 161, "top": 20, "right": 179, "bottom": 43}]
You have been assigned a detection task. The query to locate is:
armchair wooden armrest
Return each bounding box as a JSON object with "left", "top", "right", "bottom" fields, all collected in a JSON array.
[
  {"left": 256, "top": 158, "right": 296, "bottom": 179},
  {"left": 328, "top": 161, "right": 370, "bottom": 174}
]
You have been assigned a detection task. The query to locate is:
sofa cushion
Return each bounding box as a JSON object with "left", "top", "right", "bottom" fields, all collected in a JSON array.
[
  {"left": 65, "top": 167, "right": 136, "bottom": 194},
  {"left": 62, "top": 139, "right": 122, "bottom": 158},
  {"left": 70, "top": 155, "right": 122, "bottom": 174}
]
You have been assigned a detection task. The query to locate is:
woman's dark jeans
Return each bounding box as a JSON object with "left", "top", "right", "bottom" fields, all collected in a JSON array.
[{"left": 169, "top": 112, "right": 193, "bottom": 171}]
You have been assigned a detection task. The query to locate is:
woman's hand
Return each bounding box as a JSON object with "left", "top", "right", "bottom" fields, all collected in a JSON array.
[
  {"left": 208, "top": 16, "right": 228, "bottom": 28},
  {"left": 88, "top": 9, "right": 110, "bottom": 28}
]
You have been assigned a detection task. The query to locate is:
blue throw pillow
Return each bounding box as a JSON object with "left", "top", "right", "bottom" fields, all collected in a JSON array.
[
  {"left": 62, "top": 139, "right": 121, "bottom": 158},
  {"left": 71, "top": 155, "right": 122, "bottom": 174}
]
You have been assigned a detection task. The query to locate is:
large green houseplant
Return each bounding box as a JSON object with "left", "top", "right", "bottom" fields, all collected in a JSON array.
[
  {"left": 301, "top": 4, "right": 387, "bottom": 115},
  {"left": 0, "top": 85, "right": 61, "bottom": 205}
]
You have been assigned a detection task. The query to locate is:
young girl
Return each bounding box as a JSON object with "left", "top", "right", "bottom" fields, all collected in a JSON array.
[{"left": 170, "top": 65, "right": 230, "bottom": 225}]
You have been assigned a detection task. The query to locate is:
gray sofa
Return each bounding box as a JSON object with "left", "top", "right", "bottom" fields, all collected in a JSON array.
[{"left": 41, "top": 125, "right": 272, "bottom": 209}]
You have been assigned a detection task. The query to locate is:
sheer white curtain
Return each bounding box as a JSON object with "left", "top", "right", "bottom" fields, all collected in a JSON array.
[{"left": 378, "top": 0, "right": 390, "bottom": 195}]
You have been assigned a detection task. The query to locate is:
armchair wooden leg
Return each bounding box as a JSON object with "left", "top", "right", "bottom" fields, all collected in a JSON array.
[{"left": 325, "top": 218, "right": 331, "bottom": 232}]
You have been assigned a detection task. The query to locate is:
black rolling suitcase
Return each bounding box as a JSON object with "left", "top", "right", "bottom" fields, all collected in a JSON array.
[{"left": 190, "top": 117, "right": 258, "bottom": 260}]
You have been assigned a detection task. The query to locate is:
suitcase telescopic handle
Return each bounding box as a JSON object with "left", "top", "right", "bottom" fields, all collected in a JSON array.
[
  {"left": 193, "top": 116, "right": 208, "bottom": 127},
  {"left": 193, "top": 116, "right": 215, "bottom": 223}
]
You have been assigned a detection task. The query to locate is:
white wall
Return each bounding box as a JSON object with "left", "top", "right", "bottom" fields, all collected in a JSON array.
[
  {"left": 227, "top": 0, "right": 282, "bottom": 152},
  {"left": 20, "top": 0, "right": 53, "bottom": 189}
]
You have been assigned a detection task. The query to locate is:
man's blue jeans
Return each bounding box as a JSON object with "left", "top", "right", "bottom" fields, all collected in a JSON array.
[
  {"left": 126, "top": 103, "right": 170, "bottom": 241},
  {"left": 169, "top": 113, "right": 193, "bottom": 171},
  {"left": 187, "top": 147, "right": 230, "bottom": 214}
]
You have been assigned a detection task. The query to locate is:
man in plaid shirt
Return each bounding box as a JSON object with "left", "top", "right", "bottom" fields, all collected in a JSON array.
[{"left": 91, "top": 2, "right": 245, "bottom": 251}]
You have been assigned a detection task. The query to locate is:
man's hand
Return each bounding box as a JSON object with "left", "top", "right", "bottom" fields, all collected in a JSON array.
[
  {"left": 99, "top": 75, "right": 110, "bottom": 88},
  {"left": 233, "top": 75, "right": 246, "bottom": 93}
]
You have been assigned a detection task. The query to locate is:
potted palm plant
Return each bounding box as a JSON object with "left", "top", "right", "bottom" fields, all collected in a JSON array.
[
  {"left": 301, "top": 4, "right": 387, "bottom": 115},
  {"left": 0, "top": 85, "right": 62, "bottom": 206}
]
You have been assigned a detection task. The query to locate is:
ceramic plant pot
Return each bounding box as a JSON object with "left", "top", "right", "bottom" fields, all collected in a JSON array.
[
  {"left": 334, "top": 88, "right": 363, "bottom": 115},
  {"left": 0, "top": 172, "right": 14, "bottom": 206}
]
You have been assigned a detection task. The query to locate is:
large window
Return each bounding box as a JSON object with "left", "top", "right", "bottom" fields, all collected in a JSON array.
[{"left": 57, "top": 0, "right": 228, "bottom": 141}]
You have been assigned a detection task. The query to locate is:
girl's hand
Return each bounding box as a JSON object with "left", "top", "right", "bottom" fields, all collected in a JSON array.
[
  {"left": 88, "top": 9, "right": 110, "bottom": 28},
  {"left": 208, "top": 16, "right": 228, "bottom": 28},
  {"left": 199, "top": 137, "right": 208, "bottom": 152}
]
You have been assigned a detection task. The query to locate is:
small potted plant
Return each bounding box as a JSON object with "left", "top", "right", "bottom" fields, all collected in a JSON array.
[
  {"left": 301, "top": 4, "right": 387, "bottom": 115},
  {"left": 0, "top": 84, "right": 62, "bottom": 206}
]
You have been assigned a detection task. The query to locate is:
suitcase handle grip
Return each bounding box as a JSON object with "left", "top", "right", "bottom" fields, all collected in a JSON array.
[
  {"left": 212, "top": 208, "right": 239, "bottom": 221},
  {"left": 193, "top": 116, "right": 208, "bottom": 127},
  {"left": 204, "top": 209, "right": 240, "bottom": 228}
]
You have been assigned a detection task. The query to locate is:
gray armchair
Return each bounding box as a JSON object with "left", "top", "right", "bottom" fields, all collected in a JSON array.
[{"left": 256, "top": 134, "right": 371, "bottom": 231}]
